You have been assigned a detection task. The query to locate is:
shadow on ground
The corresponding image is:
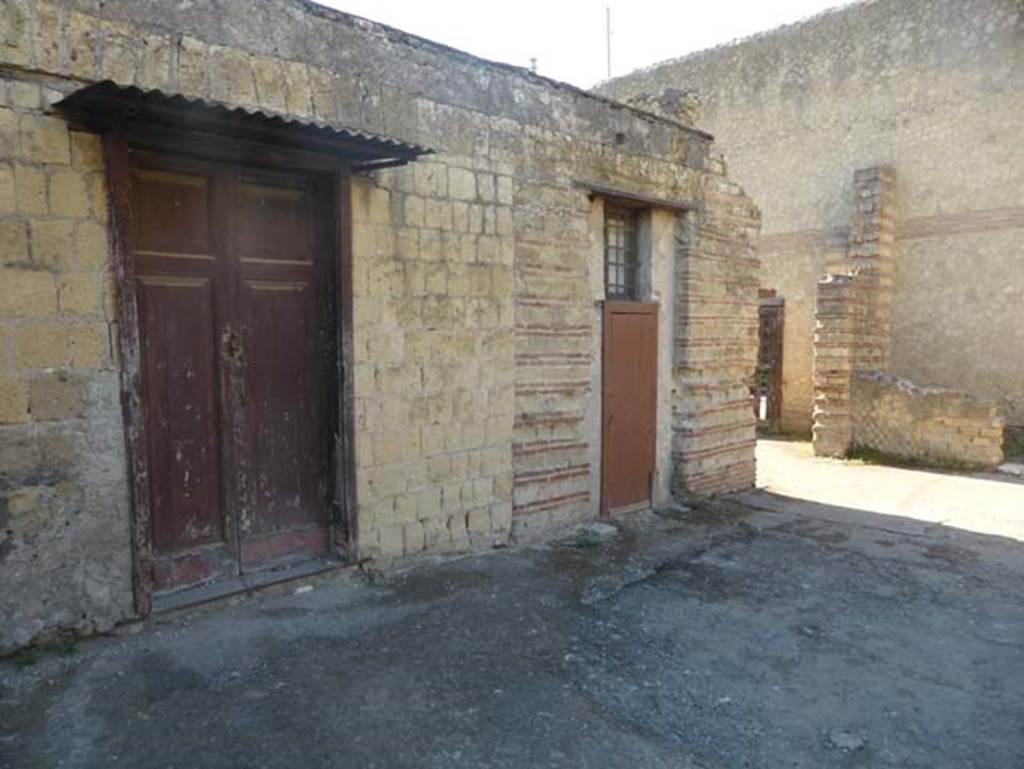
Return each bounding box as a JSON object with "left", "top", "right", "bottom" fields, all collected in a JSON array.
[{"left": 2, "top": 496, "right": 1023, "bottom": 768}]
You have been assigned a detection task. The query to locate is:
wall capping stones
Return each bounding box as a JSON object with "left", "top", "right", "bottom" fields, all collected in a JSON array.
[{"left": 851, "top": 371, "right": 1005, "bottom": 469}]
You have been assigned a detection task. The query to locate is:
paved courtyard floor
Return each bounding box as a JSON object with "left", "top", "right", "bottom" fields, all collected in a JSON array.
[
  {"left": 746, "top": 438, "right": 1024, "bottom": 541},
  {"left": 3, "top": 444, "right": 1023, "bottom": 768}
]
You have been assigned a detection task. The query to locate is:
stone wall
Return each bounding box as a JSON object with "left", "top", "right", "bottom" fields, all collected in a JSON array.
[
  {"left": 672, "top": 175, "right": 760, "bottom": 495},
  {"left": 812, "top": 166, "right": 895, "bottom": 457},
  {"left": 852, "top": 372, "right": 1005, "bottom": 470},
  {"left": 0, "top": 0, "right": 758, "bottom": 650},
  {"left": 812, "top": 273, "right": 862, "bottom": 457},
  {"left": 812, "top": 165, "right": 1004, "bottom": 468},
  {"left": 598, "top": 0, "right": 1024, "bottom": 430},
  {"left": 0, "top": 75, "right": 133, "bottom": 648}
]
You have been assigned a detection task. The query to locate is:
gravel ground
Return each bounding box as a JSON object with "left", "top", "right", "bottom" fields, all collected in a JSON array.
[{"left": 2, "top": 495, "right": 1023, "bottom": 768}]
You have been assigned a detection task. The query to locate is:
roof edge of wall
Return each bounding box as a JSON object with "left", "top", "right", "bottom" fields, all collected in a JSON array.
[
  {"left": 595, "top": 0, "right": 868, "bottom": 91},
  {"left": 294, "top": 0, "right": 714, "bottom": 142}
]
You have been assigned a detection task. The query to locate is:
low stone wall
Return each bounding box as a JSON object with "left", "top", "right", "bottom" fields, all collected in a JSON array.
[
  {"left": 852, "top": 372, "right": 1004, "bottom": 469},
  {"left": 812, "top": 166, "right": 1005, "bottom": 470}
]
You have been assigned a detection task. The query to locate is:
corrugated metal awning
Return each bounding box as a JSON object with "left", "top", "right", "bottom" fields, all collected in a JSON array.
[{"left": 55, "top": 81, "right": 433, "bottom": 171}]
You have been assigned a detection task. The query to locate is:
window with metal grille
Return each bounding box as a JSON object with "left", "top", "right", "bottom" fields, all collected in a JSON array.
[{"left": 604, "top": 208, "right": 639, "bottom": 300}]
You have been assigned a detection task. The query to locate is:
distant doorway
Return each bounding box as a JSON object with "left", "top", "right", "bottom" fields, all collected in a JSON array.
[{"left": 754, "top": 292, "right": 784, "bottom": 428}]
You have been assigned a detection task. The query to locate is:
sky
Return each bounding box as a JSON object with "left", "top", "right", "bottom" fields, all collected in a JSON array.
[{"left": 314, "top": 0, "right": 848, "bottom": 88}]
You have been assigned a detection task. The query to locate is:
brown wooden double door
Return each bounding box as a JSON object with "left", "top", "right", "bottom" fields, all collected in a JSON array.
[
  {"left": 601, "top": 301, "right": 658, "bottom": 514},
  {"left": 129, "top": 151, "right": 336, "bottom": 593}
]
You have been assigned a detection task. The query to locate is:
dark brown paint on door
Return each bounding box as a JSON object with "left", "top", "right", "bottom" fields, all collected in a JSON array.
[
  {"left": 754, "top": 298, "right": 784, "bottom": 426},
  {"left": 601, "top": 301, "right": 657, "bottom": 514},
  {"left": 129, "top": 152, "right": 335, "bottom": 592}
]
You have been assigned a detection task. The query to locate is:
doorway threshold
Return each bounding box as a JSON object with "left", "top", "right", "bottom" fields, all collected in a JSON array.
[{"left": 152, "top": 555, "right": 344, "bottom": 614}]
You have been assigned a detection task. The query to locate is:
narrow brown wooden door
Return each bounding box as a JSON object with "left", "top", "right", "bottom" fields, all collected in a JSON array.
[
  {"left": 754, "top": 299, "right": 784, "bottom": 425},
  {"left": 601, "top": 301, "right": 657, "bottom": 514},
  {"left": 130, "top": 152, "right": 335, "bottom": 593}
]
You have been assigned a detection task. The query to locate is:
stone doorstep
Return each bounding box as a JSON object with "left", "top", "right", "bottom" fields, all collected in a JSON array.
[{"left": 151, "top": 555, "right": 346, "bottom": 614}]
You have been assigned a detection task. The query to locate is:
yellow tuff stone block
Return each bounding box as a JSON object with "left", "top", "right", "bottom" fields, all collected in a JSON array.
[
  {"left": 14, "top": 165, "right": 46, "bottom": 214},
  {"left": 0, "top": 220, "right": 29, "bottom": 263},
  {"left": 177, "top": 36, "right": 209, "bottom": 97},
  {"left": 97, "top": 22, "right": 137, "bottom": 84},
  {"left": 58, "top": 273, "right": 99, "bottom": 315},
  {"left": 0, "top": 373, "right": 29, "bottom": 424},
  {"left": 209, "top": 46, "right": 257, "bottom": 106},
  {"left": 138, "top": 35, "right": 172, "bottom": 91},
  {"left": 73, "top": 221, "right": 108, "bottom": 269},
  {"left": 67, "top": 322, "right": 107, "bottom": 368},
  {"left": 14, "top": 323, "right": 66, "bottom": 368},
  {"left": 48, "top": 170, "right": 90, "bottom": 218},
  {"left": 66, "top": 12, "right": 99, "bottom": 79},
  {"left": 33, "top": 3, "right": 61, "bottom": 73},
  {"left": 0, "top": 108, "right": 19, "bottom": 159},
  {"left": 30, "top": 220, "right": 72, "bottom": 267},
  {"left": 8, "top": 82, "right": 40, "bottom": 110},
  {"left": 282, "top": 61, "right": 313, "bottom": 117},
  {"left": 251, "top": 56, "right": 288, "bottom": 113},
  {"left": 0, "top": 164, "right": 14, "bottom": 213},
  {"left": 0, "top": 1, "right": 32, "bottom": 66},
  {"left": 70, "top": 132, "right": 104, "bottom": 172},
  {"left": 0, "top": 268, "right": 57, "bottom": 317},
  {"left": 19, "top": 115, "right": 70, "bottom": 165}
]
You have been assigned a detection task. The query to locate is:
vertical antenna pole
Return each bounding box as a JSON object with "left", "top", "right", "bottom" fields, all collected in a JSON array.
[{"left": 606, "top": 6, "right": 612, "bottom": 78}]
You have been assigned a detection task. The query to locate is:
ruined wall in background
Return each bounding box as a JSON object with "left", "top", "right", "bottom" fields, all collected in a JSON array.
[
  {"left": 852, "top": 373, "right": 1004, "bottom": 470},
  {"left": 598, "top": 0, "right": 1024, "bottom": 429},
  {"left": 812, "top": 166, "right": 1004, "bottom": 469},
  {"left": 1, "top": 0, "right": 757, "bottom": 650}
]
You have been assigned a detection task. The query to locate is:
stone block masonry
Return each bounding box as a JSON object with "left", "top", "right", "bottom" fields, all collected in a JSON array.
[
  {"left": 0, "top": 70, "right": 132, "bottom": 650},
  {"left": 0, "top": 0, "right": 760, "bottom": 651}
]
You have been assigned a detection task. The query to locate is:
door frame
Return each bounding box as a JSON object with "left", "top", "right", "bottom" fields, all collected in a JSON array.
[
  {"left": 102, "top": 124, "right": 358, "bottom": 615},
  {"left": 600, "top": 300, "right": 659, "bottom": 516}
]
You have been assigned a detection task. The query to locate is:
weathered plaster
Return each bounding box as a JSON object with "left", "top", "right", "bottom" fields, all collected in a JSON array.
[{"left": 649, "top": 209, "right": 676, "bottom": 507}]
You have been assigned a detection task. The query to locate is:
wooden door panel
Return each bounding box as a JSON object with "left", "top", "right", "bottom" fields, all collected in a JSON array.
[
  {"left": 238, "top": 279, "right": 327, "bottom": 535},
  {"left": 602, "top": 302, "right": 657, "bottom": 513},
  {"left": 231, "top": 171, "right": 332, "bottom": 570},
  {"left": 235, "top": 176, "right": 314, "bottom": 264},
  {"left": 755, "top": 301, "right": 784, "bottom": 424},
  {"left": 131, "top": 168, "right": 214, "bottom": 256},
  {"left": 138, "top": 276, "right": 225, "bottom": 552}
]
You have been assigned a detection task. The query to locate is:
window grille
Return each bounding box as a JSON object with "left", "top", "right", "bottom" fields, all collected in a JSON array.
[{"left": 604, "top": 208, "right": 639, "bottom": 300}]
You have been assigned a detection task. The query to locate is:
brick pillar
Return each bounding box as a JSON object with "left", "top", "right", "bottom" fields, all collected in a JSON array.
[
  {"left": 847, "top": 166, "right": 896, "bottom": 373},
  {"left": 812, "top": 166, "right": 896, "bottom": 457},
  {"left": 672, "top": 167, "right": 761, "bottom": 495},
  {"left": 812, "top": 274, "right": 866, "bottom": 456}
]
